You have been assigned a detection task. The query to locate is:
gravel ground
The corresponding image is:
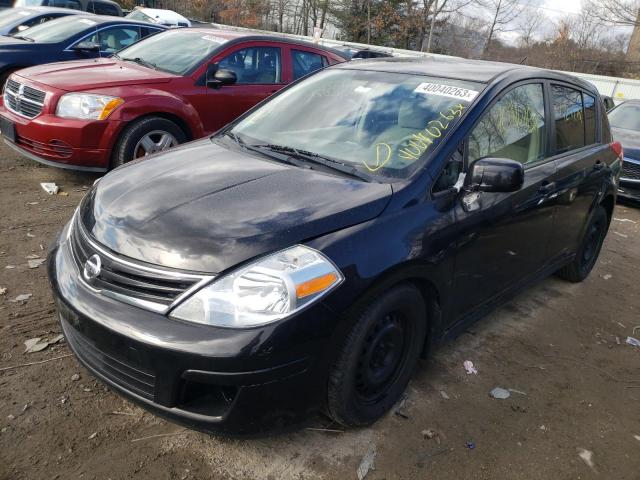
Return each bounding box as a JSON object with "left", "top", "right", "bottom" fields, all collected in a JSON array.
[{"left": 1, "top": 145, "right": 639, "bottom": 480}]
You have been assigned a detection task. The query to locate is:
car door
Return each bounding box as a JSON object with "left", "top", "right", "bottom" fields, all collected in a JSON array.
[
  {"left": 204, "top": 42, "right": 285, "bottom": 132},
  {"left": 450, "top": 82, "right": 557, "bottom": 320},
  {"left": 545, "top": 84, "right": 609, "bottom": 258}
]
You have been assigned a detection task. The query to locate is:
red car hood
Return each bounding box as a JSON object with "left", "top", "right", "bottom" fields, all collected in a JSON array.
[{"left": 15, "top": 58, "right": 175, "bottom": 91}]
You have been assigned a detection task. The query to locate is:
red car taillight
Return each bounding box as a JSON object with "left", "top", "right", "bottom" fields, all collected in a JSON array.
[{"left": 610, "top": 141, "right": 624, "bottom": 159}]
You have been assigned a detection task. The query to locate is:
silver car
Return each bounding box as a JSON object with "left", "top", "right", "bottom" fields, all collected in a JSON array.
[{"left": 0, "top": 6, "right": 83, "bottom": 36}]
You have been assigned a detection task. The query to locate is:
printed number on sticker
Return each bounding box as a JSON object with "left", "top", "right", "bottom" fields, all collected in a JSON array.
[{"left": 414, "top": 83, "right": 479, "bottom": 102}]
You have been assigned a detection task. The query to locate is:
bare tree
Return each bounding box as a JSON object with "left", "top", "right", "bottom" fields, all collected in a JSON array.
[
  {"left": 516, "top": 8, "right": 546, "bottom": 50},
  {"left": 584, "top": 0, "right": 639, "bottom": 27},
  {"left": 480, "top": 0, "right": 525, "bottom": 57}
]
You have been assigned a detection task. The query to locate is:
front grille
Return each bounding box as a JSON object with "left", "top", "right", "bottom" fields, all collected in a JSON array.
[
  {"left": 62, "top": 319, "right": 156, "bottom": 400},
  {"left": 4, "top": 77, "right": 45, "bottom": 119},
  {"left": 622, "top": 158, "right": 640, "bottom": 181},
  {"left": 69, "top": 213, "right": 211, "bottom": 313}
]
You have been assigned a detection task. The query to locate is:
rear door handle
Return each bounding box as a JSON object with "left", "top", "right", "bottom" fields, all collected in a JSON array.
[
  {"left": 593, "top": 161, "right": 605, "bottom": 171},
  {"left": 538, "top": 181, "right": 556, "bottom": 194}
]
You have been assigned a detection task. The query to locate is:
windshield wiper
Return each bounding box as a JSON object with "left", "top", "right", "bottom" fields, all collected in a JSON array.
[
  {"left": 120, "top": 56, "right": 158, "bottom": 70},
  {"left": 223, "top": 132, "right": 300, "bottom": 167},
  {"left": 257, "top": 144, "right": 374, "bottom": 182},
  {"left": 13, "top": 35, "right": 34, "bottom": 42}
]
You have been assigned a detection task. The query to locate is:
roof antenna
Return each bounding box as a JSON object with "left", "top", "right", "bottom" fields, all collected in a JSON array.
[{"left": 520, "top": 56, "right": 528, "bottom": 65}]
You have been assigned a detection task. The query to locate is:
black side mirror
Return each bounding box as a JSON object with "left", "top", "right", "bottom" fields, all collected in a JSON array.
[
  {"left": 464, "top": 157, "right": 524, "bottom": 193},
  {"left": 73, "top": 41, "right": 100, "bottom": 53},
  {"left": 206, "top": 64, "right": 237, "bottom": 89}
]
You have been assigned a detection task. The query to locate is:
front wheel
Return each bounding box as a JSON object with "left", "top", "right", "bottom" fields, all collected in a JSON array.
[
  {"left": 557, "top": 205, "right": 609, "bottom": 282},
  {"left": 112, "top": 116, "right": 187, "bottom": 168},
  {"left": 327, "top": 283, "right": 427, "bottom": 426}
]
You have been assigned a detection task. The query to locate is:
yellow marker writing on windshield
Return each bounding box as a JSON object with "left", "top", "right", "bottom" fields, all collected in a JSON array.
[{"left": 364, "top": 143, "right": 392, "bottom": 172}]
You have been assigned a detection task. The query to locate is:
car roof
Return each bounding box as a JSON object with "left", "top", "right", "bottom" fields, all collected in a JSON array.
[
  {"left": 333, "top": 56, "right": 597, "bottom": 90},
  {"left": 180, "top": 28, "right": 349, "bottom": 58},
  {"left": 71, "top": 14, "right": 161, "bottom": 26},
  {"left": 20, "top": 6, "right": 86, "bottom": 14},
  {"left": 618, "top": 99, "right": 640, "bottom": 106}
]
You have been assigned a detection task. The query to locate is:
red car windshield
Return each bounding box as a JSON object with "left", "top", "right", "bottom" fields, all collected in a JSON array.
[{"left": 116, "top": 29, "right": 228, "bottom": 75}]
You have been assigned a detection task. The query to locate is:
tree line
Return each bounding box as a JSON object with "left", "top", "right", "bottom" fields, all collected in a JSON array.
[{"left": 123, "top": 0, "right": 640, "bottom": 78}]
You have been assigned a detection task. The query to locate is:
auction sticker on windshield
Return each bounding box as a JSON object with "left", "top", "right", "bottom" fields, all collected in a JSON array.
[
  {"left": 201, "top": 35, "right": 227, "bottom": 43},
  {"left": 414, "top": 82, "right": 479, "bottom": 101}
]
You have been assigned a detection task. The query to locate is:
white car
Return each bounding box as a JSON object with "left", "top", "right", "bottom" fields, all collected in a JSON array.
[{"left": 125, "top": 7, "right": 190, "bottom": 28}]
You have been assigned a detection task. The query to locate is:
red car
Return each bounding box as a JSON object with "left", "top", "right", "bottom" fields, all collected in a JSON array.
[{"left": 0, "top": 28, "right": 347, "bottom": 171}]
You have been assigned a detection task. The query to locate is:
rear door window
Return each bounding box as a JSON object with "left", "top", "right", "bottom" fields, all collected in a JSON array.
[
  {"left": 552, "top": 85, "right": 585, "bottom": 153},
  {"left": 468, "top": 83, "right": 547, "bottom": 166},
  {"left": 291, "top": 49, "right": 327, "bottom": 80},
  {"left": 46, "top": 0, "right": 82, "bottom": 9},
  {"left": 218, "top": 46, "right": 282, "bottom": 84},
  {"left": 87, "top": 1, "right": 120, "bottom": 15}
]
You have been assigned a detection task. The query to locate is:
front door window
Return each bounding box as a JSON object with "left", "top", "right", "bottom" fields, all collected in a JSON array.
[
  {"left": 468, "top": 83, "right": 546, "bottom": 166},
  {"left": 218, "top": 46, "right": 281, "bottom": 84}
]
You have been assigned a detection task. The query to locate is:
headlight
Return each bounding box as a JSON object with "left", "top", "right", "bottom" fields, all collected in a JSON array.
[
  {"left": 56, "top": 93, "right": 124, "bottom": 120},
  {"left": 169, "top": 245, "right": 343, "bottom": 328}
]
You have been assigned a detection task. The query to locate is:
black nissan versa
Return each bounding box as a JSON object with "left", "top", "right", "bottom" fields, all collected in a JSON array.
[{"left": 48, "top": 57, "right": 622, "bottom": 435}]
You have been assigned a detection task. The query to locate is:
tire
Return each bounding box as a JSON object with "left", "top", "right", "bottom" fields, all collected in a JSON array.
[
  {"left": 0, "top": 69, "right": 17, "bottom": 89},
  {"left": 557, "top": 205, "right": 608, "bottom": 283},
  {"left": 111, "top": 116, "right": 187, "bottom": 168},
  {"left": 327, "top": 283, "right": 427, "bottom": 427}
]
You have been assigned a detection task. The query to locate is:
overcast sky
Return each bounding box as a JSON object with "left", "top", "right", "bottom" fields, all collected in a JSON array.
[{"left": 493, "top": 0, "right": 634, "bottom": 45}]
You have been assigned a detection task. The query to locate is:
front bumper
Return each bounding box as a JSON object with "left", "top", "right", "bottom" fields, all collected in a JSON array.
[
  {"left": 618, "top": 157, "right": 640, "bottom": 202},
  {"left": 48, "top": 234, "right": 338, "bottom": 435},
  {"left": 0, "top": 105, "right": 120, "bottom": 171}
]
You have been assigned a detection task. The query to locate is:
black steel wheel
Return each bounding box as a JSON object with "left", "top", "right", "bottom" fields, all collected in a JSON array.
[{"left": 327, "top": 283, "right": 426, "bottom": 426}]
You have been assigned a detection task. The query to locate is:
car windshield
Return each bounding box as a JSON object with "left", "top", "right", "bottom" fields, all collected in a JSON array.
[
  {"left": 608, "top": 103, "right": 640, "bottom": 131},
  {"left": 0, "top": 9, "right": 35, "bottom": 26},
  {"left": 115, "top": 30, "right": 227, "bottom": 75},
  {"left": 14, "top": 16, "right": 97, "bottom": 42},
  {"left": 230, "top": 68, "right": 483, "bottom": 181}
]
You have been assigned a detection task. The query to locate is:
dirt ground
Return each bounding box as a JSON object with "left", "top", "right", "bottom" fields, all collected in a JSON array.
[{"left": 1, "top": 144, "right": 639, "bottom": 480}]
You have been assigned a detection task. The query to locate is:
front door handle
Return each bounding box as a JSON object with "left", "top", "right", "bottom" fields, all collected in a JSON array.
[
  {"left": 594, "top": 161, "right": 605, "bottom": 171},
  {"left": 538, "top": 181, "right": 556, "bottom": 194}
]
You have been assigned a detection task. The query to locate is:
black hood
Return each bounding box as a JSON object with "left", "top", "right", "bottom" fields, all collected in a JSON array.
[
  {"left": 81, "top": 139, "right": 392, "bottom": 273},
  {"left": 612, "top": 126, "right": 640, "bottom": 160}
]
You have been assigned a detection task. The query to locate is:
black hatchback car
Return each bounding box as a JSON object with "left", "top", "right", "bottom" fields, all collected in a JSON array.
[
  {"left": 0, "top": 14, "right": 164, "bottom": 85},
  {"left": 48, "top": 57, "right": 622, "bottom": 435}
]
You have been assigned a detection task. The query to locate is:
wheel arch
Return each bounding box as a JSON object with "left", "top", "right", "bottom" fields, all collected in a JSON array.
[
  {"left": 123, "top": 111, "right": 194, "bottom": 141},
  {"left": 342, "top": 262, "right": 446, "bottom": 358}
]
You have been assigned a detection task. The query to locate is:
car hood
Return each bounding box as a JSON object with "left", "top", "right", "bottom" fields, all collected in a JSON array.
[
  {"left": 0, "top": 35, "right": 42, "bottom": 50},
  {"left": 16, "top": 58, "right": 174, "bottom": 91},
  {"left": 80, "top": 139, "right": 393, "bottom": 273},
  {"left": 612, "top": 126, "right": 640, "bottom": 159}
]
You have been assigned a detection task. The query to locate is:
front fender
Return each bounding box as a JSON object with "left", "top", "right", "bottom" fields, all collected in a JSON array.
[{"left": 113, "top": 95, "right": 204, "bottom": 139}]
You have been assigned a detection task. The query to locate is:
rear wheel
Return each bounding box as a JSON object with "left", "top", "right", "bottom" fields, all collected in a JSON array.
[
  {"left": 112, "top": 116, "right": 187, "bottom": 168},
  {"left": 557, "top": 205, "right": 608, "bottom": 282},
  {"left": 327, "top": 283, "right": 426, "bottom": 426}
]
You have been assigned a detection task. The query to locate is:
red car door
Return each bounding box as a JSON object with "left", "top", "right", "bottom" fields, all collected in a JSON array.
[{"left": 202, "top": 41, "right": 287, "bottom": 133}]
